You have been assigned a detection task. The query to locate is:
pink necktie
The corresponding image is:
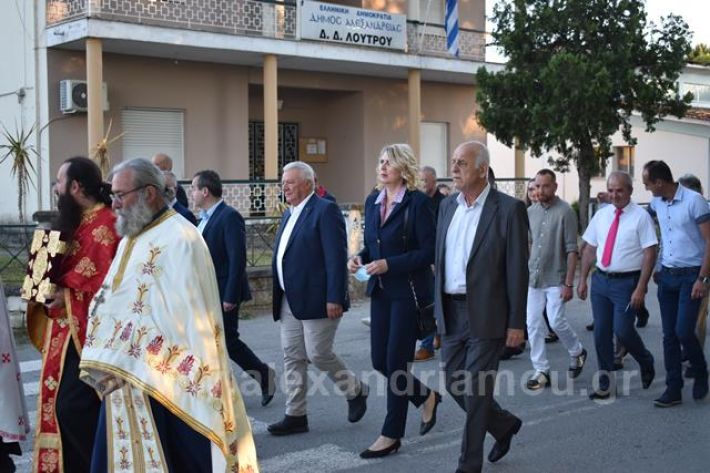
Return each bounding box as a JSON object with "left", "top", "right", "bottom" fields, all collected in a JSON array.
[{"left": 601, "top": 208, "right": 623, "bottom": 267}]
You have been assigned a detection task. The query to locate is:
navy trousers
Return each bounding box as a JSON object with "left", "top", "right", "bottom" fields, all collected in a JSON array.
[
  {"left": 223, "top": 306, "right": 270, "bottom": 389},
  {"left": 91, "top": 397, "right": 211, "bottom": 473},
  {"left": 370, "top": 289, "right": 431, "bottom": 439},
  {"left": 657, "top": 267, "right": 709, "bottom": 392},
  {"left": 590, "top": 272, "right": 654, "bottom": 391}
]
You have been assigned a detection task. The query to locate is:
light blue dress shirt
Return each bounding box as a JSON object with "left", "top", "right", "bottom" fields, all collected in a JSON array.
[
  {"left": 649, "top": 185, "right": 710, "bottom": 268},
  {"left": 197, "top": 199, "right": 224, "bottom": 234}
]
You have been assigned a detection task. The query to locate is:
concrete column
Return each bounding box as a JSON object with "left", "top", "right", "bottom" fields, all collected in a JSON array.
[
  {"left": 408, "top": 69, "right": 421, "bottom": 160},
  {"left": 514, "top": 138, "right": 526, "bottom": 178},
  {"left": 263, "top": 54, "right": 278, "bottom": 180},
  {"left": 86, "top": 38, "right": 103, "bottom": 165}
]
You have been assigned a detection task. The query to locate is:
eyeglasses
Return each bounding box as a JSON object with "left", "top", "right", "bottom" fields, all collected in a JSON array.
[{"left": 110, "top": 185, "right": 147, "bottom": 203}]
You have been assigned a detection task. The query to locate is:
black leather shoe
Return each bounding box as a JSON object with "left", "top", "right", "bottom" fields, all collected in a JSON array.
[
  {"left": 487, "top": 418, "right": 522, "bottom": 463},
  {"left": 586, "top": 322, "right": 594, "bottom": 331},
  {"left": 641, "top": 358, "right": 655, "bottom": 389},
  {"left": 420, "top": 391, "right": 442, "bottom": 435},
  {"left": 693, "top": 375, "right": 709, "bottom": 401},
  {"left": 588, "top": 389, "right": 612, "bottom": 400},
  {"left": 261, "top": 366, "right": 276, "bottom": 407},
  {"left": 653, "top": 390, "right": 682, "bottom": 408},
  {"left": 545, "top": 332, "right": 559, "bottom": 343},
  {"left": 636, "top": 306, "right": 649, "bottom": 328},
  {"left": 267, "top": 414, "right": 309, "bottom": 436},
  {"left": 348, "top": 383, "right": 368, "bottom": 423},
  {"left": 360, "top": 439, "right": 401, "bottom": 459}
]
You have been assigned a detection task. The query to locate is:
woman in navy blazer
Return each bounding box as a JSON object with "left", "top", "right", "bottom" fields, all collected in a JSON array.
[{"left": 348, "top": 144, "right": 441, "bottom": 458}]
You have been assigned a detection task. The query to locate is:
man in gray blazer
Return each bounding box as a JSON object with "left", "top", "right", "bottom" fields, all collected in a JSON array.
[{"left": 434, "top": 141, "right": 528, "bottom": 473}]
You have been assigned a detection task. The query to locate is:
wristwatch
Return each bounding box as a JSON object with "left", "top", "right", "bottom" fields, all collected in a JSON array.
[{"left": 699, "top": 276, "right": 710, "bottom": 285}]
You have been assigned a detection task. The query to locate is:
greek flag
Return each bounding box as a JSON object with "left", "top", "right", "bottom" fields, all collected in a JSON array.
[{"left": 445, "top": 0, "right": 459, "bottom": 56}]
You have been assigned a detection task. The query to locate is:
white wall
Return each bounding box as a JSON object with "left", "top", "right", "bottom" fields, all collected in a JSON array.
[
  {"left": 489, "top": 117, "right": 710, "bottom": 206},
  {"left": 0, "top": 0, "right": 48, "bottom": 223}
]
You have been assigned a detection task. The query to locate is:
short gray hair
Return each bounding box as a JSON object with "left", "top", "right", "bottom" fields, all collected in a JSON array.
[
  {"left": 283, "top": 161, "right": 315, "bottom": 188},
  {"left": 607, "top": 171, "right": 633, "bottom": 191},
  {"left": 421, "top": 165, "right": 437, "bottom": 178},
  {"left": 112, "top": 158, "right": 166, "bottom": 193},
  {"left": 679, "top": 173, "right": 703, "bottom": 194},
  {"left": 458, "top": 140, "right": 490, "bottom": 168},
  {"left": 163, "top": 171, "right": 177, "bottom": 201}
]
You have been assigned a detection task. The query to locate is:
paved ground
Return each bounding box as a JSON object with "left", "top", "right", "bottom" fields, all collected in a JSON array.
[{"left": 11, "top": 281, "right": 710, "bottom": 472}]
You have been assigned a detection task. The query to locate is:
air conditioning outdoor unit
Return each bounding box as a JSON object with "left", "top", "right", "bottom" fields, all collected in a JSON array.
[{"left": 59, "top": 80, "right": 109, "bottom": 114}]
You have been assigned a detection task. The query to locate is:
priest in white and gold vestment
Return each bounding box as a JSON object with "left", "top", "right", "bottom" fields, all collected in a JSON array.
[{"left": 79, "top": 158, "right": 258, "bottom": 473}]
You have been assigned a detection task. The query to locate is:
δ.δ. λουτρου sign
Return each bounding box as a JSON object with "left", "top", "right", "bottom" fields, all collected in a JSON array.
[{"left": 300, "top": 1, "right": 406, "bottom": 51}]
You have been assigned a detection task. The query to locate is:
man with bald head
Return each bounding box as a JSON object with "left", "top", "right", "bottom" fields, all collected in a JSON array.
[
  {"left": 433, "top": 141, "right": 528, "bottom": 473},
  {"left": 152, "top": 152, "right": 189, "bottom": 207},
  {"left": 578, "top": 171, "right": 657, "bottom": 400}
]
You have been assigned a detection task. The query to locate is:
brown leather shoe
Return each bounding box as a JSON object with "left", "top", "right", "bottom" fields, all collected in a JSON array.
[
  {"left": 433, "top": 335, "right": 441, "bottom": 350},
  {"left": 414, "top": 348, "right": 435, "bottom": 362}
]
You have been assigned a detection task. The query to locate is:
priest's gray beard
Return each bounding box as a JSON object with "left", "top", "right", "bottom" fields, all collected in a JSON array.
[{"left": 115, "top": 193, "right": 154, "bottom": 237}]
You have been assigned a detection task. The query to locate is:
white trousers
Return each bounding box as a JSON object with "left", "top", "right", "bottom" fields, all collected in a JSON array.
[{"left": 527, "top": 286, "right": 583, "bottom": 373}]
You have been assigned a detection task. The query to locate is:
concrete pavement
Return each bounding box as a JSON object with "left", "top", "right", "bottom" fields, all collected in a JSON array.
[{"left": 11, "top": 281, "right": 710, "bottom": 472}]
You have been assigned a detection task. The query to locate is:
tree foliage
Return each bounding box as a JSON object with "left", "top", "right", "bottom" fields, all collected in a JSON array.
[
  {"left": 477, "top": 0, "right": 692, "bottom": 226},
  {"left": 688, "top": 43, "right": 710, "bottom": 66}
]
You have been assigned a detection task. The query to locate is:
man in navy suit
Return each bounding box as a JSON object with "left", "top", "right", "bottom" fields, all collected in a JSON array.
[
  {"left": 164, "top": 171, "right": 197, "bottom": 225},
  {"left": 267, "top": 161, "right": 367, "bottom": 436},
  {"left": 191, "top": 170, "right": 275, "bottom": 406}
]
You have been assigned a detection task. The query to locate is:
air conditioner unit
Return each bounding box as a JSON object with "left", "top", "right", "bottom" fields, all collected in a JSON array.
[{"left": 59, "top": 80, "right": 109, "bottom": 114}]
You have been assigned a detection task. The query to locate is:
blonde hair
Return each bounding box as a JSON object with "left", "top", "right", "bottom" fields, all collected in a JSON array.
[{"left": 376, "top": 143, "right": 420, "bottom": 191}]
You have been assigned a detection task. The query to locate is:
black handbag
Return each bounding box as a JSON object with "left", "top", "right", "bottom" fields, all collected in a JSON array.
[{"left": 403, "top": 206, "right": 437, "bottom": 338}]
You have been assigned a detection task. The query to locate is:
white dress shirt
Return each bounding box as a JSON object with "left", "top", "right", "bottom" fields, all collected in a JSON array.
[
  {"left": 196, "top": 199, "right": 223, "bottom": 234},
  {"left": 582, "top": 201, "right": 658, "bottom": 272},
  {"left": 276, "top": 192, "right": 315, "bottom": 291},
  {"left": 444, "top": 184, "right": 491, "bottom": 294}
]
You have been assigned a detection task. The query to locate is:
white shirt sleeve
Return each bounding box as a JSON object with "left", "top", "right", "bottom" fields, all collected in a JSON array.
[
  {"left": 638, "top": 210, "right": 659, "bottom": 249},
  {"left": 582, "top": 212, "right": 600, "bottom": 247}
]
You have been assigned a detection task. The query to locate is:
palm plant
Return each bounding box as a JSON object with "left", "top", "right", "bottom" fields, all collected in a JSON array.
[{"left": 0, "top": 125, "right": 37, "bottom": 223}]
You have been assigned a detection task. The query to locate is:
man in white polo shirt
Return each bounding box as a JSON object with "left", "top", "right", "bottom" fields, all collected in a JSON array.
[{"left": 578, "top": 171, "right": 657, "bottom": 399}]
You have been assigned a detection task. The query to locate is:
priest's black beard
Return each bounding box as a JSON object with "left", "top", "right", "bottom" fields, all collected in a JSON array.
[
  {"left": 115, "top": 193, "right": 155, "bottom": 237},
  {"left": 53, "top": 192, "right": 83, "bottom": 242}
]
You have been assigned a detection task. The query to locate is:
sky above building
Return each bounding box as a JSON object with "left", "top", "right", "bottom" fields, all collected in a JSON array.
[{"left": 485, "top": 0, "right": 710, "bottom": 63}]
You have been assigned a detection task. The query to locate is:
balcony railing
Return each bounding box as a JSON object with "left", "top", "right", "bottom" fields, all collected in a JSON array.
[
  {"left": 46, "top": 1, "right": 485, "bottom": 61},
  {"left": 407, "top": 22, "right": 485, "bottom": 62},
  {"left": 47, "top": 0, "right": 298, "bottom": 39}
]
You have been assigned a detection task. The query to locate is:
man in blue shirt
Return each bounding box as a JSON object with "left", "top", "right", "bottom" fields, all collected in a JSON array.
[{"left": 643, "top": 160, "right": 710, "bottom": 406}]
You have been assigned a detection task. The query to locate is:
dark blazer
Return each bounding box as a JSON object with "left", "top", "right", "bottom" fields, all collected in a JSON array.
[
  {"left": 201, "top": 201, "right": 252, "bottom": 305},
  {"left": 176, "top": 185, "right": 189, "bottom": 208},
  {"left": 173, "top": 200, "right": 197, "bottom": 226},
  {"left": 433, "top": 188, "right": 529, "bottom": 339},
  {"left": 359, "top": 189, "right": 435, "bottom": 302},
  {"left": 272, "top": 195, "right": 349, "bottom": 321}
]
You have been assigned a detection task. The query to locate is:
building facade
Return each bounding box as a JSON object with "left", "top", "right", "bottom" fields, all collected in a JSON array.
[{"left": 0, "top": 0, "right": 502, "bottom": 220}]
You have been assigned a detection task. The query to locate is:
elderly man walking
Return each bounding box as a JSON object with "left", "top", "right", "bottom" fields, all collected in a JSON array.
[
  {"left": 267, "top": 161, "right": 368, "bottom": 435},
  {"left": 434, "top": 141, "right": 527, "bottom": 473},
  {"left": 578, "top": 171, "right": 657, "bottom": 400}
]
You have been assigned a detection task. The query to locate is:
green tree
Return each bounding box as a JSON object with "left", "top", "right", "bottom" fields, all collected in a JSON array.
[
  {"left": 477, "top": 0, "right": 692, "bottom": 226},
  {"left": 688, "top": 43, "right": 710, "bottom": 66}
]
